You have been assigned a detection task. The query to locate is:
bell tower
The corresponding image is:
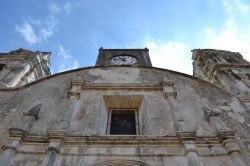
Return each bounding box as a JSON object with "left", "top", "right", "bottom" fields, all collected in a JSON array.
[
  {"left": 0, "top": 48, "right": 51, "bottom": 88},
  {"left": 95, "top": 47, "right": 152, "bottom": 67},
  {"left": 192, "top": 49, "right": 250, "bottom": 98}
]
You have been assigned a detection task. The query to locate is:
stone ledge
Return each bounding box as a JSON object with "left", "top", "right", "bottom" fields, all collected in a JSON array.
[
  {"left": 8, "top": 129, "right": 237, "bottom": 157},
  {"left": 239, "top": 96, "right": 250, "bottom": 102},
  {"left": 8, "top": 129, "right": 227, "bottom": 147}
]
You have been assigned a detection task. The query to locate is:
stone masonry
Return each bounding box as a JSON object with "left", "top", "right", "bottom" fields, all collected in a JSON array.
[{"left": 0, "top": 48, "right": 249, "bottom": 166}]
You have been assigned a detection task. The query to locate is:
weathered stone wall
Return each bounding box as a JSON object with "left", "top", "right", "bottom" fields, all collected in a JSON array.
[
  {"left": 192, "top": 49, "right": 250, "bottom": 97},
  {"left": 0, "top": 49, "right": 51, "bottom": 88},
  {"left": 0, "top": 66, "right": 249, "bottom": 165}
]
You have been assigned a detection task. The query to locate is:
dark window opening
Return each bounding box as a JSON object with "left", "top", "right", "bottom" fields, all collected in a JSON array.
[
  {"left": 0, "top": 64, "right": 6, "bottom": 71},
  {"left": 108, "top": 109, "right": 138, "bottom": 135}
]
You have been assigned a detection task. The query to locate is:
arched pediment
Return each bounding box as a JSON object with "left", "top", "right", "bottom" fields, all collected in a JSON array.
[{"left": 92, "top": 160, "right": 152, "bottom": 166}]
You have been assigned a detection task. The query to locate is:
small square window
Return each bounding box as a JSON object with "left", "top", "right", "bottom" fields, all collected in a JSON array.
[{"left": 107, "top": 109, "right": 140, "bottom": 135}]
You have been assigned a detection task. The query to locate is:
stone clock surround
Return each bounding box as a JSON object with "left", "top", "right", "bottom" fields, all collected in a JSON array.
[{"left": 95, "top": 47, "right": 152, "bottom": 67}]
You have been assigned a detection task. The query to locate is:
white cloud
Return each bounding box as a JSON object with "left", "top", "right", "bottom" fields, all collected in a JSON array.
[
  {"left": 136, "top": 0, "right": 250, "bottom": 75},
  {"left": 16, "top": 2, "right": 72, "bottom": 45},
  {"left": 145, "top": 40, "right": 192, "bottom": 74},
  {"left": 222, "top": 0, "right": 249, "bottom": 15},
  {"left": 204, "top": 21, "right": 250, "bottom": 59},
  {"left": 16, "top": 21, "right": 38, "bottom": 45},
  {"left": 49, "top": 3, "right": 61, "bottom": 15},
  {"left": 128, "top": 35, "right": 193, "bottom": 75},
  {"left": 63, "top": 2, "right": 72, "bottom": 14},
  {"left": 56, "top": 46, "right": 79, "bottom": 72},
  {"left": 203, "top": 0, "right": 250, "bottom": 61}
]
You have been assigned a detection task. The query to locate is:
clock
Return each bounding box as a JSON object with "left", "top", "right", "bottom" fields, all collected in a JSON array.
[{"left": 111, "top": 55, "right": 137, "bottom": 65}]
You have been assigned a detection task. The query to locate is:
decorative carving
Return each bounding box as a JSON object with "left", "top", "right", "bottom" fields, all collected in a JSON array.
[
  {"left": 23, "top": 104, "right": 41, "bottom": 120},
  {"left": 67, "top": 92, "right": 80, "bottom": 100}
]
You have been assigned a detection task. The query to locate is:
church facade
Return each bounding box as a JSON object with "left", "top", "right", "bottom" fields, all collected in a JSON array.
[{"left": 0, "top": 48, "right": 249, "bottom": 166}]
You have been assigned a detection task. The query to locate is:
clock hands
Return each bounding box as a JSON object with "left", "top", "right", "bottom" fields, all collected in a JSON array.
[
  {"left": 111, "top": 56, "right": 137, "bottom": 65},
  {"left": 118, "top": 57, "right": 126, "bottom": 61}
]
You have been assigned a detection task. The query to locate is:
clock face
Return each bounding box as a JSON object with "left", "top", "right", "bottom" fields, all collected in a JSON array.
[{"left": 111, "top": 55, "right": 137, "bottom": 65}]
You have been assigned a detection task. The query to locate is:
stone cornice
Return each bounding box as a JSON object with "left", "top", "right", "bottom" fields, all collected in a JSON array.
[
  {"left": 239, "top": 96, "right": 250, "bottom": 102},
  {"left": 207, "top": 63, "right": 250, "bottom": 81},
  {"left": 82, "top": 85, "right": 162, "bottom": 91},
  {"left": 8, "top": 128, "right": 241, "bottom": 157},
  {"left": 70, "top": 81, "right": 169, "bottom": 91},
  {"left": 8, "top": 128, "right": 232, "bottom": 147}
]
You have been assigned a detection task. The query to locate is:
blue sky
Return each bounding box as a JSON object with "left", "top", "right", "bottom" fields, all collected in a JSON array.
[{"left": 1, "top": 0, "right": 250, "bottom": 75}]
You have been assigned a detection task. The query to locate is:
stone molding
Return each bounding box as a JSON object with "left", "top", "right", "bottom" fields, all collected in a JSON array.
[
  {"left": 71, "top": 81, "right": 177, "bottom": 92},
  {"left": 177, "top": 132, "right": 197, "bottom": 141},
  {"left": 67, "top": 92, "right": 80, "bottom": 100},
  {"left": 6, "top": 128, "right": 244, "bottom": 158},
  {"left": 223, "top": 139, "right": 241, "bottom": 153},
  {"left": 206, "top": 63, "right": 250, "bottom": 81},
  {"left": 8, "top": 128, "right": 232, "bottom": 147},
  {"left": 218, "top": 130, "right": 235, "bottom": 140},
  {"left": 239, "top": 95, "right": 250, "bottom": 102},
  {"left": 70, "top": 81, "right": 178, "bottom": 100},
  {"left": 47, "top": 130, "right": 66, "bottom": 140},
  {"left": 82, "top": 85, "right": 162, "bottom": 91},
  {"left": 92, "top": 160, "right": 152, "bottom": 166},
  {"left": 161, "top": 81, "right": 177, "bottom": 99},
  {"left": 71, "top": 81, "right": 165, "bottom": 91}
]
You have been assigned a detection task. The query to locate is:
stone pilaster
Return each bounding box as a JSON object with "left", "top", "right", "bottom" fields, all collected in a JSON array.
[
  {"left": 223, "top": 139, "right": 248, "bottom": 166},
  {"left": 41, "top": 130, "right": 64, "bottom": 166},
  {"left": 207, "top": 111, "right": 247, "bottom": 165},
  {"left": 0, "top": 138, "right": 21, "bottom": 166},
  {"left": 183, "top": 141, "right": 204, "bottom": 166},
  {"left": 178, "top": 132, "right": 204, "bottom": 166},
  {"left": 161, "top": 82, "right": 185, "bottom": 131},
  {"left": 67, "top": 81, "right": 82, "bottom": 130}
]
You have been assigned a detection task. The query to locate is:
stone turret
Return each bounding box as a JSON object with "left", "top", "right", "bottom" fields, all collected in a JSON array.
[
  {"left": 192, "top": 49, "right": 250, "bottom": 99},
  {"left": 0, "top": 48, "right": 51, "bottom": 88}
]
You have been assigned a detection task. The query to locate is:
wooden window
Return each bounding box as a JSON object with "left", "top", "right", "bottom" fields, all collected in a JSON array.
[{"left": 107, "top": 109, "right": 139, "bottom": 135}]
